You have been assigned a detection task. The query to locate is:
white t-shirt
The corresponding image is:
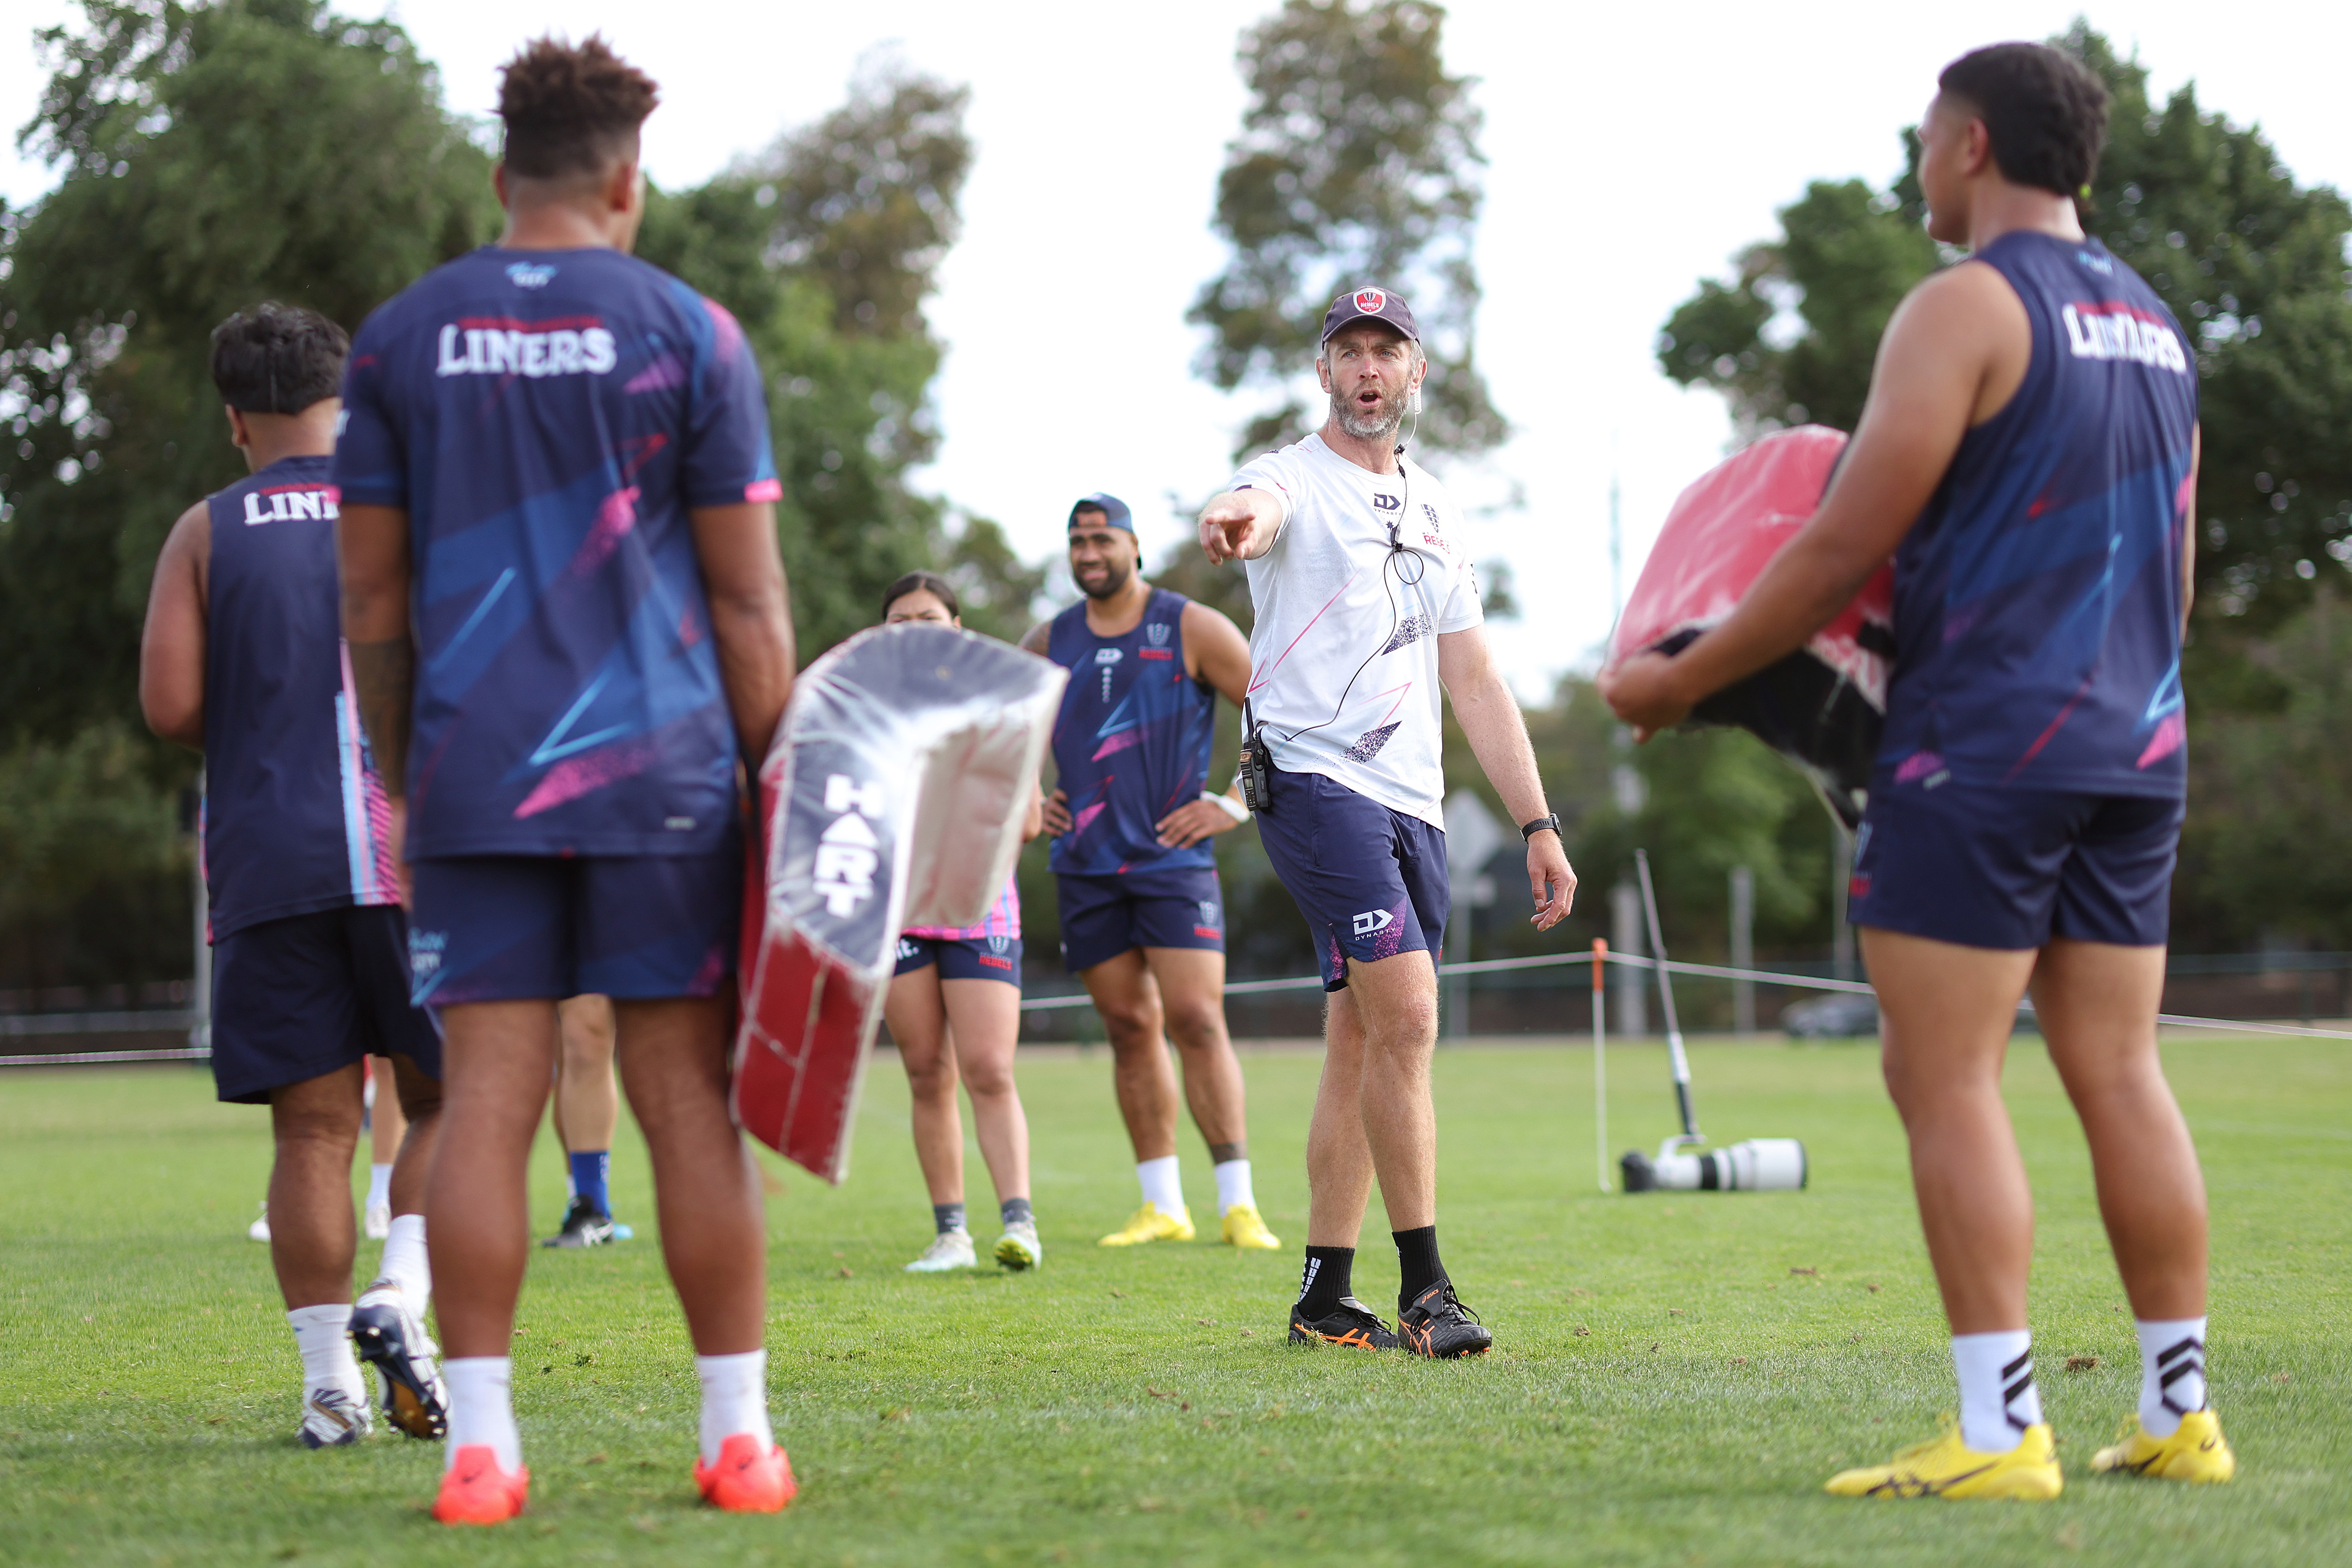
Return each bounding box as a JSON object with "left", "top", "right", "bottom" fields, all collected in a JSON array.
[{"left": 1231, "top": 433, "right": 1484, "bottom": 828}]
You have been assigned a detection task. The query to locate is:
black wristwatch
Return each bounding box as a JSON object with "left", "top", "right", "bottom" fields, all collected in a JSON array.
[{"left": 1521, "top": 813, "right": 1562, "bottom": 841}]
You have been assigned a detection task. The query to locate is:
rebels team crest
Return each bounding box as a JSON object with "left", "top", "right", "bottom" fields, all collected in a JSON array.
[
  {"left": 1145, "top": 622, "right": 1171, "bottom": 647},
  {"left": 1352, "top": 287, "right": 1387, "bottom": 314}
]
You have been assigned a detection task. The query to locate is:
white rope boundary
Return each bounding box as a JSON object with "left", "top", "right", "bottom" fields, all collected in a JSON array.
[{"left": 3, "top": 950, "right": 2347, "bottom": 1068}]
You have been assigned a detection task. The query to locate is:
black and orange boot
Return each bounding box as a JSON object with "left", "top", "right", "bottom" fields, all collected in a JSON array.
[
  {"left": 1288, "top": 1295, "right": 1398, "bottom": 1350},
  {"left": 1398, "top": 1278, "right": 1492, "bottom": 1358}
]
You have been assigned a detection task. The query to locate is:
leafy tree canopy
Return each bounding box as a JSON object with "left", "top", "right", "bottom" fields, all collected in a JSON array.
[
  {"left": 1191, "top": 0, "right": 1506, "bottom": 461},
  {"left": 1657, "top": 22, "right": 2352, "bottom": 647}
]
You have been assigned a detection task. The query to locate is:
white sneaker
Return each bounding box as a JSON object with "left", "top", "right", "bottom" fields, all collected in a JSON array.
[
  {"left": 363, "top": 1202, "right": 391, "bottom": 1241},
  {"left": 297, "top": 1381, "right": 373, "bottom": 1448},
  {"left": 903, "top": 1229, "right": 977, "bottom": 1272},
  {"left": 248, "top": 1202, "right": 271, "bottom": 1243},
  {"left": 994, "top": 1219, "right": 1043, "bottom": 1272}
]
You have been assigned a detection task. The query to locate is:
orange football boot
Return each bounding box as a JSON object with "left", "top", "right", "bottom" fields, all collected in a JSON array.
[
  {"left": 695, "top": 1432, "right": 798, "bottom": 1513},
  {"left": 432, "top": 1445, "right": 529, "bottom": 1525}
]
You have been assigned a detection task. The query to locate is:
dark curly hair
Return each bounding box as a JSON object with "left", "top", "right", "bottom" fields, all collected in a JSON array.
[
  {"left": 209, "top": 303, "right": 348, "bottom": 414},
  {"left": 1938, "top": 43, "right": 2110, "bottom": 198},
  {"left": 497, "top": 34, "right": 660, "bottom": 182}
]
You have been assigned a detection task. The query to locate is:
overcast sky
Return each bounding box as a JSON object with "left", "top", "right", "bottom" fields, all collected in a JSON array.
[{"left": 9, "top": 0, "right": 2349, "bottom": 694}]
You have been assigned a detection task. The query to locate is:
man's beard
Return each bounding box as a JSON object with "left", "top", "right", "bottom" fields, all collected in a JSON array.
[
  {"left": 1332, "top": 384, "right": 1407, "bottom": 441},
  {"left": 1078, "top": 557, "right": 1132, "bottom": 601}
]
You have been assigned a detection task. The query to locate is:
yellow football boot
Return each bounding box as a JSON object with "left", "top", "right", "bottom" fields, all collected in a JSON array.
[
  {"left": 1825, "top": 1419, "right": 2063, "bottom": 1499},
  {"left": 2090, "top": 1410, "right": 2236, "bottom": 1484},
  {"left": 1097, "top": 1202, "right": 1194, "bottom": 1246},
  {"left": 1219, "top": 1202, "right": 1281, "bottom": 1251}
]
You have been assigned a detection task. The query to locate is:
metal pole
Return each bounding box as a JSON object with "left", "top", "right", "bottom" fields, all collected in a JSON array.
[
  {"left": 1831, "top": 824, "right": 1856, "bottom": 983},
  {"left": 1609, "top": 882, "right": 1647, "bottom": 1036},
  {"left": 1635, "top": 849, "right": 1700, "bottom": 1143},
  {"left": 1592, "top": 938, "right": 1609, "bottom": 1193},
  {"left": 1730, "top": 865, "right": 1756, "bottom": 1036}
]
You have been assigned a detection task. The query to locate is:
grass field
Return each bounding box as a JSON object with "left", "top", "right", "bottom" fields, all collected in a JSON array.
[{"left": 2, "top": 1034, "right": 2347, "bottom": 1567}]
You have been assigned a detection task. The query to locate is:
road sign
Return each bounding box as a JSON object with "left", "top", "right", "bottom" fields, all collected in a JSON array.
[{"left": 1444, "top": 790, "right": 1506, "bottom": 908}]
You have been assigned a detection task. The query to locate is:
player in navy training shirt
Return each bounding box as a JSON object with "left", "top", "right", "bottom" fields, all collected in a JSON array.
[
  {"left": 141, "top": 304, "right": 446, "bottom": 1453},
  {"left": 1019, "top": 496, "right": 1281, "bottom": 1254},
  {"left": 1604, "top": 43, "right": 2233, "bottom": 1494},
  {"left": 335, "top": 36, "right": 797, "bottom": 1524}
]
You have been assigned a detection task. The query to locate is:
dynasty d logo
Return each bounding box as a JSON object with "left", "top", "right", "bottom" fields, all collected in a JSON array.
[
  {"left": 1352, "top": 908, "right": 1394, "bottom": 936},
  {"left": 812, "top": 773, "right": 887, "bottom": 918}
]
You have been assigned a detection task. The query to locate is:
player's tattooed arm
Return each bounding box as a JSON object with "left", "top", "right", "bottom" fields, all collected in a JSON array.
[
  {"left": 338, "top": 503, "right": 416, "bottom": 798},
  {"left": 690, "top": 501, "right": 796, "bottom": 763},
  {"left": 138, "top": 500, "right": 212, "bottom": 750}
]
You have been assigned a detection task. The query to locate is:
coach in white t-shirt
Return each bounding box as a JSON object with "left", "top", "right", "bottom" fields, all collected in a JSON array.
[{"left": 1199, "top": 286, "right": 1575, "bottom": 1359}]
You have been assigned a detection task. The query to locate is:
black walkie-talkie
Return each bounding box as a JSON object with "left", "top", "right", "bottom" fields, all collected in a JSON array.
[{"left": 1237, "top": 703, "right": 1273, "bottom": 814}]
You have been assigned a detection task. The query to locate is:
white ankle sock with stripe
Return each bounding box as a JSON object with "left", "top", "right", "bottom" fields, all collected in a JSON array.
[
  {"left": 2136, "top": 1316, "right": 2208, "bottom": 1437},
  {"left": 443, "top": 1356, "right": 522, "bottom": 1473},
  {"left": 1952, "top": 1330, "right": 2040, "bottom": 1453},
  {"left": 378, "top": 1213, "right": 431, "bottom": 1310},
  {"left": 1136, "top": 1156, "right": 1183, "bottom": 1215},
  {"left": 695, "top": 1350, "right": 775, "bottom": 1466},
  {"left": 287, "top": 1303, "right": 363, "bottom": 1396},
  {"left": 1213, "top": 1158, "right": 1255, "bottom": 1215}
]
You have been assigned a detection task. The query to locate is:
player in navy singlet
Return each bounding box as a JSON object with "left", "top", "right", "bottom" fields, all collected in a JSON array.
[
  {"left": 1020, "top": 495, "right": 1281, "bottom": 1252},
  {"left": 140, "top": 304, "right": 446, "bottom": 1453},
  {"left": 334, "top": 38, "right": 798, "bottom": 1522},
  {"left": 1604, "top": 43, "right": 2233, "bottom": 1493}
]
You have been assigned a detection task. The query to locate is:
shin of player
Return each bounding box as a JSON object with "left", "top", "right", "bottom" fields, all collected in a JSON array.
[
  {"left": 543, "top": 995, "right": 634, "bottom": 1248},
  {"left": 1197, "top": 288, "right": 1575, "bottom": 1356},
  {"left": 881, "top": 575, "right": 1047, "bottom": 1275},
  {"left": 139, "top": 304, "right": 447, "bottom": 1451},
  {"left": 1602, "top": 44, "right": 2229, "bottom": 1496},
  {"left": 335, "top": 36, "right": 796, "bottom": 1524},
  {"left": 1022, "top": 496, "right": 1279, "bottom": 1252}
]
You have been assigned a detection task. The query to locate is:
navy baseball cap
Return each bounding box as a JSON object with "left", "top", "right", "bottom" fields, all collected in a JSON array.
[
  {"left": 1068, "top": 493, "right": 1133, "bottom": 533},
  {"left": 1320, "top": 285, "right": 1419, "bottom": 344}
]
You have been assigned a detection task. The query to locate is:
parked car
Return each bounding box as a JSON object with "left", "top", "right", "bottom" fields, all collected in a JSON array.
[{"left": 1780, "top": 992, "right": 2038, "bottom": 1039}]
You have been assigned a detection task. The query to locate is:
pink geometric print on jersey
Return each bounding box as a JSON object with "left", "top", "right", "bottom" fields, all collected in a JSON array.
[
  {"left": 573, "top": 486, "right": 641, "bottom": 577},
  {"left": 1894, "top": 749, "right": 1945, "bottom": 784},
  {"left": 1247, "top": 566, "right": 1360, "bottom": 696},
  {"left": 1092, "top": 728, "right": 1145, "bottom": 762},
  {"left": 624, "top": 354, "right": 685, "bottom": 394},
  {"left": 2137, "top": 712, "right": 2187, "bottom": 768},
  {"left": 1071, "top": 801, "right": 1109, "bottom": 838},
  {"left": 513, "top": 734, "right": 661, "bottom": 818},
  {"left": 335, "top": 640, "right": 400, "bottom": 906},
  {"left": 904, "top": 877, "right": 1021, "bottom": 942}
]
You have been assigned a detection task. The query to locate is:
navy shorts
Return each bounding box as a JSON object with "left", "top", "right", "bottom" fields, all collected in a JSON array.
[
  {"left": 211, "top": 904, "right": 442, "bottom": 1104},
  {"left": 1254, "top": 770, "right": 1449, "bottom": 991},
  {"left": 895, "top": 933, "right": 1023, "bottom": 986},
  {"left": 1848, "top": 780, "right": 2183, "bottom": 951},
  {"left": 407, "top": 845, "right": 741, "bottom": 1005},
  {"left": 1055, "top": 865, "right": 1226, "bottom": 974}
]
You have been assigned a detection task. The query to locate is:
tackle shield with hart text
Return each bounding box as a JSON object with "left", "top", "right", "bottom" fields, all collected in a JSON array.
[{"left": 734, "top": 624, "right": 1064, "bottom": 1180}]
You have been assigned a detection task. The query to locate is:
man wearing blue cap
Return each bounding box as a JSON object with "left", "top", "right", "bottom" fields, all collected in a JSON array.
[
  {"left": 1022, "top": 495, "right": 1279, "bottom": 1252},
  {"left": 1199, "top": 286, "right": 1576, "bottom": 1357}
]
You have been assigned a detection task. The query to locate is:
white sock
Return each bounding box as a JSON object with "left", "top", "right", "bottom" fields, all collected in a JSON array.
[
  {"left": 443, "top": 1356, "right": 522, "bottom": 1472},
  {"left": 366, "top": 1163, "right": 392, "bottom": 1211},
  {"left": 1213, "top": 1158, "right": 1256, "bottom": 1215},
  {"left": 1952, "top": 1330, "right": 2041, "bottom": 1453},
  {"left": 1136, "top": 1155, "right": 1184, "bottom": 1215},
  {"left": 378, "top": 1213, "right": 431, "bottom": 1311},
  {"left": 695, "top": 1350, "right": 775, "bottom": 1466},
  {"left": 2136, "top": 1316, "right": 2208, "bottom": 1437},
  {"left": 287, "top": 1303, "right": 363, "bottom": 1394}
]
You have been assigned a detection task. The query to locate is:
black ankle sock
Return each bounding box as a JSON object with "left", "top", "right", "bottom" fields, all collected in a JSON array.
[
  {"left": 1393, "top": 1226, "right": 1443, "bottom": 1308},
  {"left": 1000, "top": 1196, "right": 1033, "bottom": 1228},
  {"left": 1296, "top": 1246, "right": 1355, "bottom": 1317},
  {"left": 933, "top": 1202, "right": 967, "bottom": 1235}
]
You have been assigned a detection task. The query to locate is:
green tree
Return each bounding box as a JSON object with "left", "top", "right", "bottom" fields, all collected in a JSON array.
[
  {"left": 1656, "top": 23, "right": 2352, "bottom": 644},
  {"left": 1191, "top": 0, "right": 1506, "bottom": 460},
  {"left": 0, "top": 0, "right": 498, "bottom": 750}
]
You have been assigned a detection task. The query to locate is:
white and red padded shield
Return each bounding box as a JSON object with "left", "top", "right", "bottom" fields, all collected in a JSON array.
[
  {"left": 732, "top": 624, "right": 1065, "bottom": 1182},
  {"left": 1608, "top": 425, "right": 1894, "bottom": 828}
]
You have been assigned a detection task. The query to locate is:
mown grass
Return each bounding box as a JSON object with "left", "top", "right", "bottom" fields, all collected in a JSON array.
[{"left": 1, "top": 1033, "right": 2345, "bottom": 1566}]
